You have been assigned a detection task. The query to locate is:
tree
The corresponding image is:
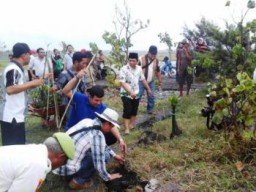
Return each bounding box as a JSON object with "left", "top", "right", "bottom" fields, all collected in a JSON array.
[
  {"left": 158, "top": 32, "right": 173, "bottom": 59},
  {"left": 103, "top": 0, "right": 149, "bottom": 67}
]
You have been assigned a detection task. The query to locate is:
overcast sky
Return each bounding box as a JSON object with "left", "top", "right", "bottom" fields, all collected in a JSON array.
[{"left": 0, "top": 0, "right": 255, "bottom": 51}]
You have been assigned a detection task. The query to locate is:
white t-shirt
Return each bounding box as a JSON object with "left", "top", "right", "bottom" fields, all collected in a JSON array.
[
  {"left": 0, "top": 144, "right": 51, "bottom": 192},
  {"left": 29, "top": 56, "right": 52, "bottom": 78},
  {"left": 0, "top": 62, "right": 27, "bottom": 123},
  {"left": 63, "top": 53, "right": 73, "bottom": 70}
]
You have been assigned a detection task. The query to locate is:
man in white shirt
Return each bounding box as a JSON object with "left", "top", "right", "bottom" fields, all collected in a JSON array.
[
  {"left": 63, "top": 44, "right": 74, "bottom": 70},
  {"left": 0, "top": 43, "right": 45, "bottom": 145},
  {"left": 0, "top": 132, "right": 75, "bottom": 192},
  {"left": 119, "top": 52, "right": 152, "bottom": 134},
  {"left": 28, "top": 48, "right": 52, "bottom": 79}
]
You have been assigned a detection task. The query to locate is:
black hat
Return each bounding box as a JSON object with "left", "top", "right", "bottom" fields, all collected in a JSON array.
[
  {"left": 128, "top": 52, "right": 138, "bottom": 60},
  {"left": 85, "top": 51, "right": 93, "bottom": 59},
  {"left": 12, "top": 43, "right": 31, "bottom": 58},
  {"left": 148, "top": 45, "right": 158, "bottom": 55},
  {"left": 72, "top": 51, "right": 86, "bottom": 63}
]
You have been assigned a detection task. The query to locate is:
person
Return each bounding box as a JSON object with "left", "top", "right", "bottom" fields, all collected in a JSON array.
[
  {"left": 119, "top": 52, "right": 152, "bottom": 134},
  {"left": 52, "top": 51, "right": 92, "bottom": 128},
  {"left": 63, "top": 81, "right": 126, "bottom": 151},
  {"left": 0, "top": 43, "right": 46, "bottom": 145},
  {"left": 0, "top": 132, "right": 75, "bottom": 192},
  {"left": 63, "top": 44, "right": 74, "bottom": 71},
  {"left": 28, "top": 48, "right": 52, "bottom": 79},
  {"left": 53, "top": 108, "right": 125, "bottom": 190},
  {"left": 194, "top": 37, "right": 210, "bottom": 77},
  {"left": 94, "top": 50, "right": 106, "bottom": 80},
  {"left": 51, "top": 48, "right": 63, "bottom": 79},
  {"left": 139, "top": 45, "right": 162, "bottom": 114},
  {"left": 176, "top": 39, "right": 193, "bottom": 97},
  {"left": 161, "top": 56, "right": 175, "bottom": 77}
]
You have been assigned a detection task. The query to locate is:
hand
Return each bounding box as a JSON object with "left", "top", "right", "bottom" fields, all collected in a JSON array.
[
  {"left": 50, "top": 85, "right": 57, "bottom": 93},
  {"left": 114, "top": 154, "right": 125, "bottom": 165},
  {"left": 44, "top": 73, "right": 53, "bottom": 80},
  {"left": 130, "top": 91, "right": 137, "bottom": 99},
  {"left": 147, "top": 89, "right": 152, "bottom": 96},
  {"left": 110, "top": 173, "right": 122, "bottom": 180},
  {"left": 33, "top": 78, "right": 44, "bottom": 87},
  {"left": 76, "top": 69, "right": 87, "bottom": 79},
  {"left": 119, "top": 139, "right": 127, "bottom": 153}
]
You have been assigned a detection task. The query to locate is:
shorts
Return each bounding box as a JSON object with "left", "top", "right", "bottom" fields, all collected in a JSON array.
[
  {"left": 176, "top": 70, "right": 193, "bottom": 86},
  {"left": 121, "top": 96, "right": 140, "bottom": 119}
]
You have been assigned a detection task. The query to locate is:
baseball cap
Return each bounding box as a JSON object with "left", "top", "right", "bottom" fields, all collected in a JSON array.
[
  {"left": 53, "top": 132, "right": 75, "bottom": 160},
  {"left": 148, "top": 45, "right": 158, "bottom": 55},
  {"left": 12, "top": 43, "right": 31, "bottom": 58}
]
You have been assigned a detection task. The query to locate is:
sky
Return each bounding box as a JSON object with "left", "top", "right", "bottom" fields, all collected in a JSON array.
[{"left": 0, "top": 0, "right": 255, "bottom": 51}]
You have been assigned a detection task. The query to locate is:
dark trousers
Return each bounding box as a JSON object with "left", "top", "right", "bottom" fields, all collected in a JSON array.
[{"left": 0, "top": 119, "right": 25, "bottom": 146}]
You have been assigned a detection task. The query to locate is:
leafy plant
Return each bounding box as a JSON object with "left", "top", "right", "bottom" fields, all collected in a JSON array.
[
  {"left": 29, "top": 85, "right": 62, "bottom": 108},
  {"left": 208, "top": 72, "right": 256, "bottom": 141}
]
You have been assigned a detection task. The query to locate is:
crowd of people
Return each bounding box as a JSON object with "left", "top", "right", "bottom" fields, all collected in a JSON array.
[{"left": 0, "top": 38, "right": 209, "bottom": 191}]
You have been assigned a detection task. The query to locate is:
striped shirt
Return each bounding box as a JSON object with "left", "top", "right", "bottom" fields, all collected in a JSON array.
[{"left": 53, "top": 118, "right": 116, "bottom": 181}]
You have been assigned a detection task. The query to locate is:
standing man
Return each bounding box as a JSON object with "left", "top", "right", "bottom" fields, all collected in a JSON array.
[
  {"left": 119, "top": 52, "right": 152, "bottom": 134},
  {"left": 0, "top": 43, "right": 45, "bottom": 145},
  {"left": 28, "top": 48, "right": 52, "bottom": 79},
  {"left": 0, "top": 132, "right": 75, "bottom": 192},
  {"left": 176, "top": 39, "right": 193, "bottom": 96},
  {"left": 139, "top": 45, "right": 162, "bottom": 114},
  {"left": 63, "top": 44, "right": 74, "bottom": 71},
  {"left": 53, "top": 108, "right": 124, "bottom": 190}
]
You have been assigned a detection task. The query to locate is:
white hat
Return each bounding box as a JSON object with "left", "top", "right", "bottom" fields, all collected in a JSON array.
[{"left": 95, "top": 108, "right": 120, "bottom": 128}]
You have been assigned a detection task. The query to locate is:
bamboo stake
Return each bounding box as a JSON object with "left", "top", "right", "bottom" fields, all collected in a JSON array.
[
  {"left": 58, "top": 54, "right": 97, "bottom": 129},
  {"left": 45, "top": 47, "right": 60, "bottom": 131}
]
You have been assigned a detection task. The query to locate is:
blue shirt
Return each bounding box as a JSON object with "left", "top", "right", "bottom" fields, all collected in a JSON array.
[{"left": 66, "top": 92, "right": 106, "bottom": 129}]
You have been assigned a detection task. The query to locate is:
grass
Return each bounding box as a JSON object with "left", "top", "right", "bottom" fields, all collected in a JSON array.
[{"left": 1, "top": 87, "right": 256, "bottom": 191}]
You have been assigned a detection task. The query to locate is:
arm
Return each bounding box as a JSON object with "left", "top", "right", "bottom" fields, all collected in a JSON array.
[
  {"left": 110, "top": 127, "right": 127, "bottom": 153},
  {"left": 183, "top": 48, "right": 192, "bottom": 61},
  {"left": 62, "top": 69, "right": 87, "bottom": 98},
  {"left": 6, "top": 80, "right": 44, "bottom": 95},
  {"left": 141, "top": 79, "right": 152, "bottom": 96},
  {"left": 91, "top": 133, "right": 114, "bottom": 181},
  {"left": 5, "top": 69, "right": 44, "bottom": 95}
]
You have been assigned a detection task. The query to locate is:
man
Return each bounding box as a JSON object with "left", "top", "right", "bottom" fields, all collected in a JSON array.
[
  {"left": 28, "top": 48, "right": 52, "bottom": 79},
  {"left": 119, "top": 52, "right": 152, "bottom": 134},
  {"left": 0, "top": 43, "right": 45, "bottom": 145},
  {"left": 139, "top": 45, "right": 162, "bottom": 114},
  {"left": 63, "top": 81, "right": 126, "bottom": 150},
  {"left": 63, "top": 44, "right": 74, "bottom": 70},
  {"left": 176, "top": 39, "right": 193, "bottom": 96},
  {"left": 55, "top": 51, "right": 93, "bottom": 94},
  {"left": 52, "top": 51, "right": 92, "bottom": 129},
  {"left": 53, "top": 108, "right": 124, "bottom": 190},
  {"left": 0, "top": 132, "right": 75, "bottom": 192}
]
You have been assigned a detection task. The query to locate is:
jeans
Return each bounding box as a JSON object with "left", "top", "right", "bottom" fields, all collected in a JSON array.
[
  {"left": 73, "top": 150, "right": 111, "bottom": 184},
  {"left": 139, "top": 81, "right": 155, "bottom": 113}
]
